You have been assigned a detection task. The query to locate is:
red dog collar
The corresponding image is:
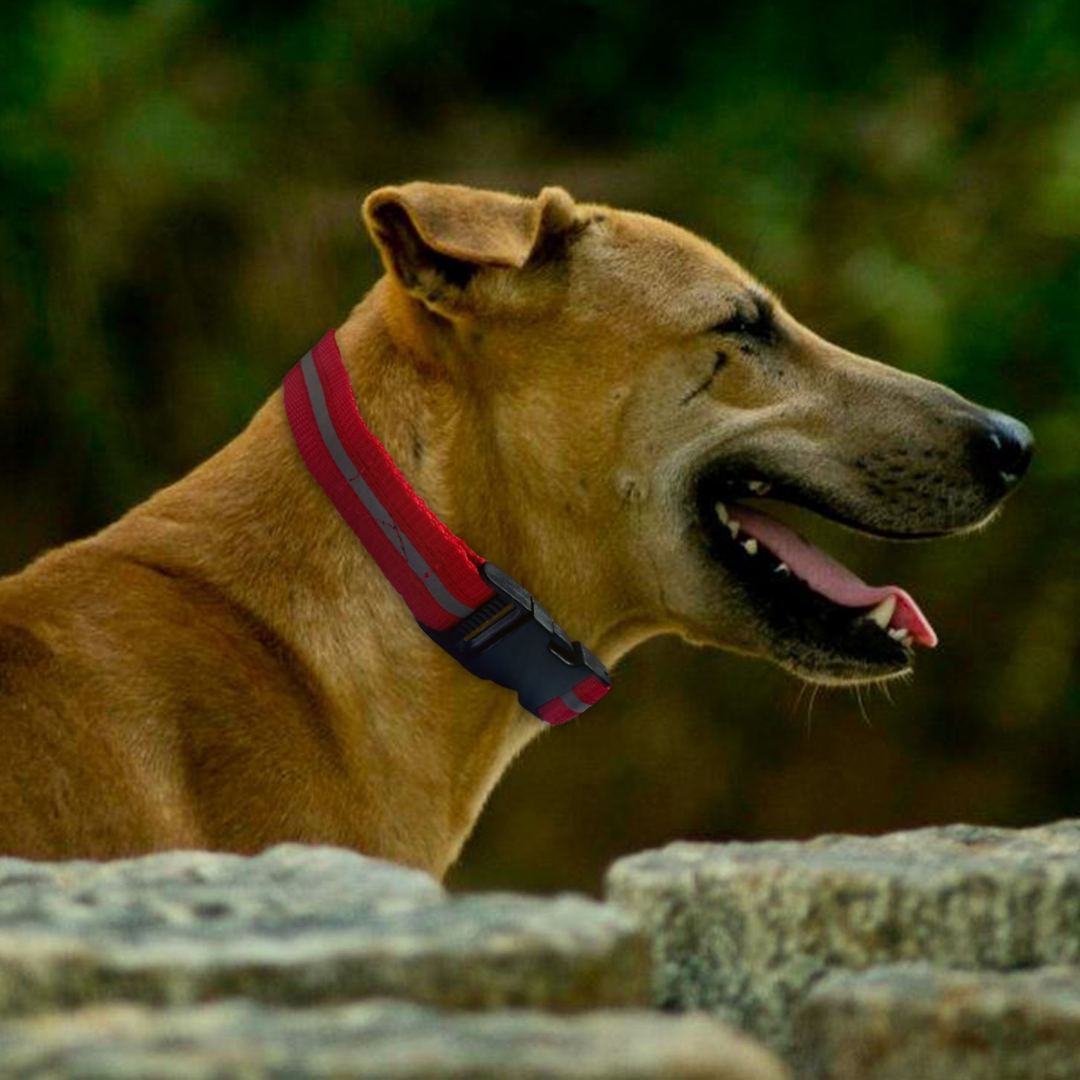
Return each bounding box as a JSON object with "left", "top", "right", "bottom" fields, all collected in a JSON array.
[{"left": 283, "top": 331, "right": 610, "bottom": 724}]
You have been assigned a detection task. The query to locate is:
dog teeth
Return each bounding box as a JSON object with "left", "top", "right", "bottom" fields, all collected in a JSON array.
[
  {"left": 774, "top": 562, "right": 790, "bottom": 575},
  {"left": 888, "top": 627, "right": 911, "bottom": 644},
  {"left": 742, "top": 538, "right": 758, "bottom": 555},
  {"left": 748, "top": 480, "right": 771, "bottom": 495},
  {"left": 867, "top": 595, "right": 897, "bottom": 630},
  {"left": 715, "top": 501, "right": 740, "bottom": 538}
]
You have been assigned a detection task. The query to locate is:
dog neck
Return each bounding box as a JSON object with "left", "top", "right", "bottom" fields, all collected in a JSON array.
[
  {"left": 285, "top": 321, "right": 610, "bottom": 727},
  {"left": 335, "top": 280, "right": 666, "bottom": 663},
  {"left": 103, "top": 280, "right": 662, "bottom": 875}
]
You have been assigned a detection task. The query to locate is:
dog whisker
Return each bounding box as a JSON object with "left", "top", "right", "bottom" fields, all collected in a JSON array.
[{"left": 853, "top": 685, "right": 873, "bottom": 728}]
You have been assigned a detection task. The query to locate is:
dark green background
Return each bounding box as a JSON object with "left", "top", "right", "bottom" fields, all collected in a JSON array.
[{"left": 1, "top": 0, "right": 1077, "bottom": 893}]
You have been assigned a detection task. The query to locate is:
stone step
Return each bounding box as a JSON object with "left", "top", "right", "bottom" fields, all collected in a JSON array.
[
  {"left": 0, "top": 1000, "right": 791, "bottom": 1079},
  {"left": 795, "top": 963, "right": 1080, "bottom": 1080},
  {"left": 604, "top": 820, "right": 1080, "bottom": 1056},
  {"left": 0, "top": 844, "right": 649, "bottom": 1014}
]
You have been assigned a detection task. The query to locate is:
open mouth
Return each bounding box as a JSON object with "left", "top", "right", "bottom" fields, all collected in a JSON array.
[{"left": 693, "top": 469, "right": 938, "bottom": 678}]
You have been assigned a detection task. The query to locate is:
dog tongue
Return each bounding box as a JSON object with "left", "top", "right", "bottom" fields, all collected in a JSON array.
[{"left": 727, "top": 504, "right": 938, "bottom": 647}]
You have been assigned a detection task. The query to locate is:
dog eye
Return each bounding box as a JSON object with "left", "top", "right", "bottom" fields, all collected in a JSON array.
[
  {"left": 712, "top": 316, "right": 750, "bottom": 335},
  {"left": 709, "top": 303, "right": 778, "bottom": 344}
]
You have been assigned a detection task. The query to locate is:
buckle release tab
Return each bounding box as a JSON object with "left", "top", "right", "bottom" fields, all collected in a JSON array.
[{"left": 418, "top": 562, "right": 610, "bottom": 722}]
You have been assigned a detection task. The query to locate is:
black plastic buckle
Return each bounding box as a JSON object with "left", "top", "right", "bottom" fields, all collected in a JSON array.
[{"left": 418, "top": 562, "right": 610, "bottom": 721}]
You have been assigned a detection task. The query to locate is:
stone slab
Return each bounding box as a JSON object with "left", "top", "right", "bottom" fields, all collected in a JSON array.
[
  {"left": 795, "top": 963, "right": 1080, "bottom": 1080},
  {"left": 605, "top": 820, "right": 1080, "bottom": 1054},
  {"left": 0, "top": 1000, "right": 791, "bottom": 1079},
  {"left": 0, "top": 844, "right": 650, "bottom": 1013}
]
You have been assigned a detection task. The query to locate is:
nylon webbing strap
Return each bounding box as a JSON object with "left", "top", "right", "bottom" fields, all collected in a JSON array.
[
  {"left": 284, "top": 331, "right": 494, "bottom": 630},
  {"left": 284, "top": 331, "right": 610, "bottom": 724}
]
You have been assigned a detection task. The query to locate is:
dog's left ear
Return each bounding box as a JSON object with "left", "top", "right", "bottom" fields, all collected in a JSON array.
[{"left": 362, "top": 182, "right": 578, "bottom": 312}]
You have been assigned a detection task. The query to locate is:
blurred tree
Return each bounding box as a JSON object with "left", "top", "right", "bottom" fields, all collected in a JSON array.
[{"left": 0, "top": 0, "right": 1076, "bottom": 893}]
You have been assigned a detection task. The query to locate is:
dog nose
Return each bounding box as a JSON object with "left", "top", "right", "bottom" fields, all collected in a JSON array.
[{"left": 972, "top": 411, "right": 1034, "bottom": 491}]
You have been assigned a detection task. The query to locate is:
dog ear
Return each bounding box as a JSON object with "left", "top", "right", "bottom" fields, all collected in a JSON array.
[{"left": 362, "top": 182, "right": 577, "bottom": 312}]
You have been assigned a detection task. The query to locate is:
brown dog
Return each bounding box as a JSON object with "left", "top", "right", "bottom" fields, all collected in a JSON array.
[{"left": 0, "top": 183, "right": 1031, "bottom": 874}]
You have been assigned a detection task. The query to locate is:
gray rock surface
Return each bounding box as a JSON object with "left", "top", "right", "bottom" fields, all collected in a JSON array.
[
  {"left": 605, "top": 820, "right": 1080, "bottom": 1055},
  {"left": 0, "top": 999, "right": 792, "bottom": 1079},
  {"left": 0, "top": 844, "right": 650, "bottom": 1013},
  {"left": 795, "top": 963, "right": 1080, "bottom": 1080}
]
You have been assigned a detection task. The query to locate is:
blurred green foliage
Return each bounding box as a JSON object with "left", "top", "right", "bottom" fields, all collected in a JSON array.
[{"left": 1, "top": 0, "right": 1078, "bottom": 892}]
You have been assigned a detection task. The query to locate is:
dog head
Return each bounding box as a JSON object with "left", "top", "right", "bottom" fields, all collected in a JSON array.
[{"left": 361, "top": 182, "right": 1033, "bottom": 685}]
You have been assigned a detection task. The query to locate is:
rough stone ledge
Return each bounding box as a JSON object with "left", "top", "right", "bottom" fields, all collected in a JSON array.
[
  {"left": 0, "top": 999, "right": 792, "bottom": 1080},
  {"left": 794, "top": 963, "right": 1080, "bottom": 1080},
  {"left": 604, "top": 820, "right": 1080, "bottom": 1056},
  {"left": 0, "top": 844, "right": 650, "bottom": 1014}
]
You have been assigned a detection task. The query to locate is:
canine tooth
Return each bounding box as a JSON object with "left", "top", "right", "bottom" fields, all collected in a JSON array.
[
  {"left": 748, "top": 480, "right": 772, "bottom": 495},
  {"left": 888, "top": 627, "right": 911, "bottom": 643},
  {"left": 728, "top": 520, "right": 740, "bottom": 539},
  {"left": 742, "top": 538, "right": 758, "bottom": 555},
  {"left": 715, "top": 502, "right": 730, "bottom": 524},
  {"left": 867, "top": 595, "right": 897, "bottom": 630},
  {"left": 774, "top": 562, "right": 790, "bottom": 575}
]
